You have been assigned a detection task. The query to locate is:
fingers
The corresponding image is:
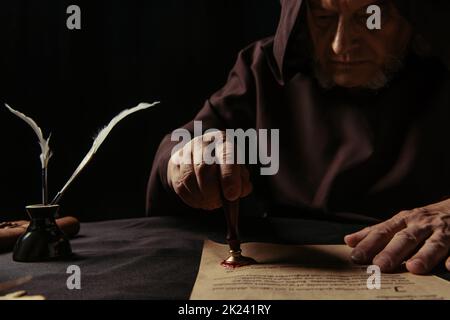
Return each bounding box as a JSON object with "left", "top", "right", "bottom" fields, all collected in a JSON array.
[
  {"left": 405, "top": 232, "right": 450, "bottom": 274},
  {"left": 194, "top": 162, "right": 221, "bottom": 210},
  {"left": 193, "top": 139, "right": 222, "bottom": 210},
  {"left": 350, "top": 217, "right": 406, "bottom": 264},
  {"left": 175, "top": 161, "right": 203, "bottom": 208},
  {"left": 349, "top": 212, "right": 450, "bottom": 274},
  {"left": 217, "top": 139, "right": 241, "bottom": 201},
  {"left": 373, "top": 225, "right": 432, "bottom": 272},
  {"left": 220, "top": 163, "right": 242, "bottom": 201},
  {"left": 344, "top": 226, "right": 373, "bottom": 248},
  {"left": 168, "top": 132, "right": 253, "bottom": 210}
]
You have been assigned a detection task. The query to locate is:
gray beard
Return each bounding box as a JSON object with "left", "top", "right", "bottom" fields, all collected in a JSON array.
[{"left": 313, "top": 55, "right": 404, "bottom": 90}]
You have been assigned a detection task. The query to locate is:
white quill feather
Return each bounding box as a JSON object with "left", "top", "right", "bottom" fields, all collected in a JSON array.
[
  {"left": 52, "top": 101, "right": 160, "bottom": 204},
  {"left": 5, "top": 104, "right": 52, "bottom": 169}
]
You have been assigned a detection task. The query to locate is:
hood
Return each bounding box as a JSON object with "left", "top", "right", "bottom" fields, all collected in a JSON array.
[
  {"left": 269, "top": 0, "right": 450, "bottom": 86},
  {"left": 271, "top": 0, "right": 304, "bottom": 85}
]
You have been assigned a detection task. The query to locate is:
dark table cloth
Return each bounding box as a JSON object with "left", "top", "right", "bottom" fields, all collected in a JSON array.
[{"left": 0, "top": 215, "right": 448, "bottom": 300}]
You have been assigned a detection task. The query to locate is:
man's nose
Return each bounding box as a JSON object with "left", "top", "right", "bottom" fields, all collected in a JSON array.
[{"left": 331, "top": 18, "right": 355, "bottom": 56}]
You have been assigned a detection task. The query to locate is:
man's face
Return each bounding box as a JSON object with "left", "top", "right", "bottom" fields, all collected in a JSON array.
[{"left": 306, "top": 0, "right": 412, "bottom": 89}]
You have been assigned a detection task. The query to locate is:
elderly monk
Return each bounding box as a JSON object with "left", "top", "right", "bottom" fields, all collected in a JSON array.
[{"left": 147, "top": 0, "right": 450, "bottom": 275}]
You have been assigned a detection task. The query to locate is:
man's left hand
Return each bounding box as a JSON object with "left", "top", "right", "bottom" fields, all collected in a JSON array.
[{"left": 344, "top": 199, "right": 450, "bottom": 274}]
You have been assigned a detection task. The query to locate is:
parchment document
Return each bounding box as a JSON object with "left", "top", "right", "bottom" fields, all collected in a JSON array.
[{"left": 190, "top": 240, "right": 450, "bottom": 300}]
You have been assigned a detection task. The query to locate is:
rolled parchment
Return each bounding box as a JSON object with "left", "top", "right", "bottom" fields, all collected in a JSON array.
[{"left": 0, "top": 216, "right": 80, "bottom": 253}]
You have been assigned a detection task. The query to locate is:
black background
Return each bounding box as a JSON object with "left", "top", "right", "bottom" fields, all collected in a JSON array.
[{"left": 0, "top": 0, "right": 280, "bottom": 221}]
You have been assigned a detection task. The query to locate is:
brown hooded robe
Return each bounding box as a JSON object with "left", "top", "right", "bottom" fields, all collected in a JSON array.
[{"left": 147, "top": 0, "right": 450, "bottom": 222}]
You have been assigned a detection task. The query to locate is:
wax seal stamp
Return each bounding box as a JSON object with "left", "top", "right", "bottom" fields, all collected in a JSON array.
[{"left": 221, "top": 200, "right": 257, "bottom": 268}]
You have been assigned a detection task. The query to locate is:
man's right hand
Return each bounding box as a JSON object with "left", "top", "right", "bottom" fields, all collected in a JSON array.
[{"left": 167, "top": 131, "right": 253, "bottom": 210}]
